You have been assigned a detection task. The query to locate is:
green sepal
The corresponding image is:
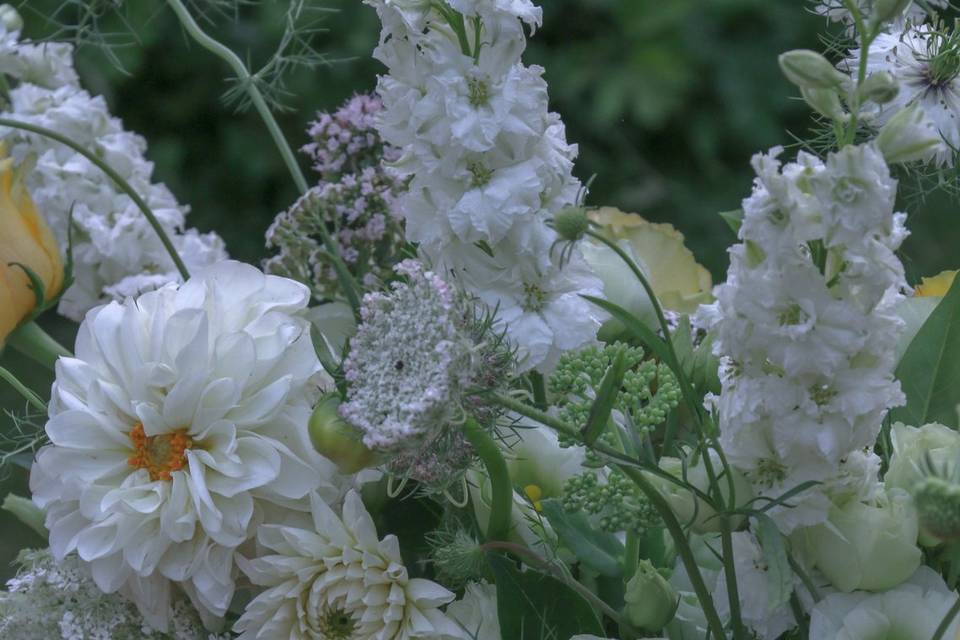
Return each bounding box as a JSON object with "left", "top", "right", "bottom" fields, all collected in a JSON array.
[
  {"left": 540, "top": 498, "right": 624, "bottom": 578},
  {"left": 718, "top": 208, "right": 743, "bottom": 235},
  {"left": 8, "top": 261, "right": 46, "bottom": 311}
]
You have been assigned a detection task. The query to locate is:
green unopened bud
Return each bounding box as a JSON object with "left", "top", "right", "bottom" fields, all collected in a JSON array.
[
  {"left": 859, "top": 71, "right": 899, "bottom": 105},
  {"left": 0, "top": 4, "right": 22, "bottom": 33},
  {"left": 553, "top": 206, "right": 590, "bottom": 242},
  {"left": 876, "top": 103, "right": 944, "bottom": 164},
  {"left": 623, "top": 559, "right": 678, "bottom": 631},
  {"left": 871, "top": 0, "right": 913, "bottom": 26},
  {"left": 914, "top": 476, "right": 960, "bottom": 543},
  {"left": 2, "top": 493, "right": 47, "bottom": 539},
  {"left": 779, "top": 50, "right": 849, "bottom": 90},
  {"left": 801, "top": 87, "right": 848, "bottom": 122},
  {"left": 308, "top": 393, "right": 376, "bottom": 474}
]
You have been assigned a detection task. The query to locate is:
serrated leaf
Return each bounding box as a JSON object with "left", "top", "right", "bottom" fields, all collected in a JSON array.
[
  {"left": 488, "top": 553, "right": 605, "bottom": 638},
  {"left": 540, "top": 498, "right": 624, "bottom": 577},
  {"left": 755, "top": 514, "right": 792, "bottom": 612},
  {"left": 892, "top": 275, "right": 960, "bottom": 427}
]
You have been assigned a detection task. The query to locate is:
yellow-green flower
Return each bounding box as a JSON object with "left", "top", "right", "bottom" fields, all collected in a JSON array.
[{"left": 0, "top": 149, "right": 63, "bottom": 344}]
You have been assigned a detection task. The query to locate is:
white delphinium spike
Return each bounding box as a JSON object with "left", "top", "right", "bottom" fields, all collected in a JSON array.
[
  {"left": 365, "top": 0, "right": 604, "bottom": 371},
  {"left": 844, "top": 20, "right": 960, "bottom": 165},
  {"left": 29, "top": 261, "right": 348, "bottom": 630},
  {"left": 697, "top": 143, "right": 907, "bottom": 533},
  {"left": 0, "top": 20, "right": 226, "bottom": 321},
  {"left": 234, "top": 491, "right": 467, "bottom": 640}
]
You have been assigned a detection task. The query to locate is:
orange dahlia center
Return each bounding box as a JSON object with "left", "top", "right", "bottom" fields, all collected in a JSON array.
[{"left": 127, "top": 422, "right": 194, "bottom": 481}]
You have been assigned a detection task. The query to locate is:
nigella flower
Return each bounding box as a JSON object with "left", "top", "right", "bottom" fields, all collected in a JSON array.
[
  {"left": 29, "top": 261, "right": 346, "bottom": 631},
  {"left": 846, "top": 20, "right": 960, "bottom": 165},
  {"left": 234, "top": 491, "right": 466, "bottom": 640},
  {"left": 340, "top": 260, "right": 512, "bottom": 491}
]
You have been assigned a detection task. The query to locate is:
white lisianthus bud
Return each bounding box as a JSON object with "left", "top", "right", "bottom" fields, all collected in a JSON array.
[
  {"left": 646, "top": 450, "right": 753, "bottom": 534},
  {"left": 875, "top": 103, "right": 945, "bottom": 164},
  {"left": 859, "top": 70, "right": 899, "bottom": 105},
  {"left": 0, "top": 4, "right": 22, "bottom": 32},
  {"left": 801, "top": 87, "right": 848, "bottom": 122},
  {"left": 623, "top": 560, "right": 678, "bottom": 631},
  {"left": 801, "top": 490, "right": 921, "bottom": 592},
  {"left": 779, "top": 50, "right": 849, "bottom": 90}
]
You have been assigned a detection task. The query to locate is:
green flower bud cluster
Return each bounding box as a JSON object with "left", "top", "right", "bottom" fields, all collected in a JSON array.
[
  {"left": 549, "top": 343, "right": 681, "bottom": 449},
  {"left": 562, "top": 469, "right": 661, "bottom": 533}
]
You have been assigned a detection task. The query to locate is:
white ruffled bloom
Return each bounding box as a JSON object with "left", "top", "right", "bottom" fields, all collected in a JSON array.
[
  {"left": 698, "top": 144, "right": 906, "bottom": 532},
  {"left": 845, "top": 20, "right": 960, "bottom": 166},
  {"left": 0, "top": 24, "right": 226, "bottom": 320},
  {"left": 29, "top": 261, "right": 346, "bottom": 630},
  {"left": 366, "top": 0, "right": 603, "bottom": 371},
  {"left": 809, "top": 566, "right": 960, "bottom": 639},
  {"left": 445, "top": 581, "right": 500, "bottom": 640},
  {"left": 235, "top": 491, "right": 466, "bottom": 640}
]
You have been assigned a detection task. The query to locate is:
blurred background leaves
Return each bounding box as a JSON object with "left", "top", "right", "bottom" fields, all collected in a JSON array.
[{"left": 2, "top": 0, "right": 959, "bottom": 579}]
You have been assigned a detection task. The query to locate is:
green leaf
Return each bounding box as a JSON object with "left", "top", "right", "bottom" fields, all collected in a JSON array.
[
  {"left": 893, "top": 296, "right": 941, "bottom": 366},
  {"left": 9, "top": 262, "right": 46, "bottom": 311},
  {"left": 581, "top": 295, "right": 675, "bottom": 369},
  {"left": 540, "top": 498, "right": 624, "bottom": 577},
  {"left": 718, "top": 208, "right": 743, "bottom": 234},
  {"left": 892, "top": 275, "right": 960, "bottom": 428},
  {"left": 582, "top": 348, "right": 627, "bottom": 445},
  {"left": 754, "top": 514, "right": 792, "bottom": 612},
  {"left": 488, "top": 553, "right": 605, "bottom": 638}
]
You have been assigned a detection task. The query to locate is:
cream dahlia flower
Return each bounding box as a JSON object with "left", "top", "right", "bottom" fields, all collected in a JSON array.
[
  {"left": 29, "top": 261, "right": 344, "bottom": 631},
  {"left": 235, "top": 491, "right": 466, "bottom": 640}
]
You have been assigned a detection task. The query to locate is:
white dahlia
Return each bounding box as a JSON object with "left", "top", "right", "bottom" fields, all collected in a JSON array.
[
  {"left": 234, "top": 491, "right": 466, "bottom": 640},
  {"left": 29, "top": 261, "right": 344, "bottom": 630}
]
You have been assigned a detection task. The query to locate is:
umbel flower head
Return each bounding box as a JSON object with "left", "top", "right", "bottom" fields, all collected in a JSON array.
[
  {"left": 29, "top": 261, "right": 345, "bottom": 630},
  {"left": 0, "top": 144, "right": 63, "bottom": 343},
  {"left": 0, "top": 549, "right": 226, "bottom": 640},
  {"left": 235, "top": 491, "right": 466, "bottom": 640},
  {"left": 340, "top": 259, "right": 512, "bottom": 491}
]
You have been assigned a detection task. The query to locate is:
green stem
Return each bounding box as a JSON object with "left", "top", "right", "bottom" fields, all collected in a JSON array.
[
  {"left": 0, "top": 118, "right": 190, "bottom": 281},
  {"left": 0, "top": 364, "right": 47, "bottom": 413},
  {"left": 720, "top": 519, "right": 748, "bottom": 640},
  {"left": 164, "top": 0, "right": 363, "bottom": 316},
  {"left": 7, "top": 321, "right": 71, "bottom": 371},
  {"left": 933, "top": 595, "right": 960, "bottom": 640},
  {"left": 463, "top": 418, "right": 512, "bottom": 541},
  {"left": 529, "top": 371, "right": 547, "bottom": 410},
  {"left": 840, "top": 0, "right": 877, "bottom": 147}
]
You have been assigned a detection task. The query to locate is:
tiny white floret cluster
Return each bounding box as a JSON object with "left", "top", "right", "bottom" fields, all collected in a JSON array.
[
  {"left": 697, "top": 143, "right": 907, "bottom": 532},
  {"left": 30, "top": 261, "right": 344, "bottom": 630},
  {"left": 0, "top": 23, "right": 226, "bottom": 320},
  {"left": 365, "top": 0, "right": 604, "bottom": 370}
]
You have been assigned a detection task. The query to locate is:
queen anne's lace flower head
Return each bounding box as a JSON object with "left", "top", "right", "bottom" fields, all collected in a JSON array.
[
  {"left": 0, "top": 23, "right": 226, "bottom": 320},
  {"left": 235, "top": 491, "right": 467, "bottom": 639},
  {"left": 0, "top": 549, "right": 228, "bottom": 640},
  {"left": 29, "top": 261, "right": 346, "bottom": 630}
]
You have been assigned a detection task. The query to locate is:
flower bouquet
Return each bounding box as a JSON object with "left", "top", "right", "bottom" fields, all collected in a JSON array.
[{"left": 2, "top": 0, "right": 960, "bottom": 638}]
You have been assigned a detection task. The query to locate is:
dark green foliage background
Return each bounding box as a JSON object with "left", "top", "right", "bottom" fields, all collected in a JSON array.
[{"left": 2, "top": 0, "right": 959, "bottom": 582}]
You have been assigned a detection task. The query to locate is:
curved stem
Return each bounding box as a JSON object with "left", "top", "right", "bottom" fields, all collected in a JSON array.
[
  {"left": 933, "top": 595, "right": 960, "bottom": 640},
  {"left": 164, "top": 0, "right": 363, "bottom": 316},
  {"left": 463, "top": 418, "right": 512, "bottom": 541},
  {"left": 720, "top": 520, "right": 747, "bottom": 640},
  {"left": 7, "top": 321, "right": 71, "bottom": 372},
  {"left": 0, "top": 118, "right": 190, "bottom": 280},
  {"left": 0, "top": 364, "right": 47, "bottom": 413}
]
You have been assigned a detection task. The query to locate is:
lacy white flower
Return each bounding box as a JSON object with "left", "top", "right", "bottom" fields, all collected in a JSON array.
[
  {"left": 0, "top": 24, "right": 226, "bottom": 320},
  {"left": 846, "top": 20, "right": 960, "bottom": 165},
  {"left": 340, "top": 260, "right": 511, "bottom": 491},
  {"left": 29, "top": 261, "right": 344, "bottom": 630},
  {"left": 366, "top": 0, "right": 603, "bottom": 371},
  {"left": 235, "top": 491, "right": 466, "bottom": 640},
  {"left": 698, "top": 143, "right": 907, "bottom": 532},
  {"left": 446, "top": 580, "right": 500, "bottom": 640},
  {"left": 0, "top": 549, "right": 228, "bottom": 640},
  {"left": 809, "top": 566, "right": 960, "bottom": 639}
]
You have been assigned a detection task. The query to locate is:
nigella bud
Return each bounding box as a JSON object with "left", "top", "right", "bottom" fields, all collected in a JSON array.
[
  {"left": 875, "top": 103, "right": 944, "bottom": 164},
  {"left": 623, "top": 559, "right": 678, "bottom": 631},
  {"left": 872, "top": 0, "right": 913, "bottom": 26},
  {"left": 859, "top": 71, "right": 899, "bottom": 105},
  {"left": 552, "top": 206, "right": 590, "bottom": 242},
  {"left": 0, "top": 5, "right": 22, "bottom": 33},
  {"left": 779, "top": 50, "right": 849, "bottom": 90},
  {"left": 308, "top": 393, "right": 377, "bottom": 474},
  {"left": 801, "top": 87, "right": 848, "bottom": 122}
]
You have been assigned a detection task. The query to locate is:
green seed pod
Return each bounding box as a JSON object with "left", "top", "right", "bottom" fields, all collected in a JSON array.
[
  {"left": 859, "top": 71, "right": 899, "bottom": 105},
  {"left": 778, "top": 49, "right": 849, "bottom": 90},
  {"left": 309, "top": 393, "right": 377, "bottom": 474},
  {"left": 623, "top": 559, "right": 678, "bottom": 631}
]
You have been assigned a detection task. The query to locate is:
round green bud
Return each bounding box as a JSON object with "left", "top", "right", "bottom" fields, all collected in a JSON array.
[
  {"left": 623, "top": 559, "right": 678, "bottom": 631},
  {"left": 859, "top": 70, "right": 899, "bottom": 105},
  {"left": 308, "top": 393, "right": 376, "bottom": 474},
  {"left": 778, "top": 49, "right": 849, "bottom": 90},
  {"left": 871, "top": 0, "right": 913, "bottom": 26},
  {"left": 552, "top": 206, "right": 590, "bottom": 242},
  {"left": 914, "top": 476, "right": 960, "bottom": 543},
  {"left": 876, "top": 102, "right": 943, "bottom": 164},
  {"left": 0, "top": 4, "right": 22, "bottom": 33}
]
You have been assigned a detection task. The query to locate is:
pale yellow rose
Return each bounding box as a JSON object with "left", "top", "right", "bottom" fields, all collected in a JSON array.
[
  {"left": 0, "top": 150, "right": 62, "bottom": 343},
  {"left": 914, "top": 270, "right": 957, "bottom": 297}
]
